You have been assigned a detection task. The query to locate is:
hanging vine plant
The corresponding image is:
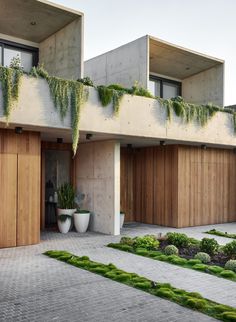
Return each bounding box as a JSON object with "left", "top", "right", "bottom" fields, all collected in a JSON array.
[
  {"left": 0, "top": 66, "right": 23, "bottom": 122},
  {"left": 30, "top": 65, "right": 89, "bottom": 155},
  {"left": 97, "top": 85, "right": 125, "bottom": 116}
]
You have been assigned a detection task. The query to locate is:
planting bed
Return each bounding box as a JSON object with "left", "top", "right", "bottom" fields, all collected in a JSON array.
[{"left": 206, "top": 229, "right": 236, "bottom": 240}]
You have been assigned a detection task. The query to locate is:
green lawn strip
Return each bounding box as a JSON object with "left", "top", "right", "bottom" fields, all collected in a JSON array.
[
  {"left": 107, "top": 243, "right": 236, "bottom": 283},
  {"left": 206, "top": 230, "right": 236, "bottom": 240},
  {"left": 44, "top": 250, "right": 236, "bottom": 322}
]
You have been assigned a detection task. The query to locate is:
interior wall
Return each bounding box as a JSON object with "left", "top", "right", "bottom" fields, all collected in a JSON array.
[
  {"left": 39, "top": 18, "right": 83, "bottom": 80},
  {"left": 177, "top": 145, "right": 236, "bottom": 227},
  {"left": 75, "top": 140, "right": 120, "bottom": 235},
  {"left": 0, "top": 129, "right": 40, "bottom": 248},
  {"left": 182, "top": 64, "right": 224, "bottom": 106}
]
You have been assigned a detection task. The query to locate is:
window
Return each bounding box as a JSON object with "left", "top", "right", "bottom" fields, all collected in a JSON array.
[
  {"left": 0, "top": 40, "right": 38, "bottom": 73},
  {"left": 149, "top": 76, "right": 181, "bottom": 99}
]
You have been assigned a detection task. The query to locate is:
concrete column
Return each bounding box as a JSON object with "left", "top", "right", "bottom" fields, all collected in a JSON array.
[{"left": 75, "top": 140, "right": 120, "bottom": 235}]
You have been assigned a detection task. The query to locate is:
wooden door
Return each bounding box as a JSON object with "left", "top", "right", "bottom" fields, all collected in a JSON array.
[
  {"left": 0, "top": 154, "right": 17, "bottom": 248},
  {"left": 17, "top": 154, "right": 40, "bottom": 246}
]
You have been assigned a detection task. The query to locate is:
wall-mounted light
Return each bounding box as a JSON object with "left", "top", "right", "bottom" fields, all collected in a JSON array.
[
  {"left": 201, "top": 144, "right": 207, "bottom": 150},
  {"left": 86, "top": 133, "right": 93, "bottom": 140},
  {"left": 57, "top": 138, "right": 63, "bottom": 144},
  {"left": 15, "top": 127, "right": 23, "bottom": 134},
  {"left": 160, "top": 140, "right": 166, "bottom": 146}
]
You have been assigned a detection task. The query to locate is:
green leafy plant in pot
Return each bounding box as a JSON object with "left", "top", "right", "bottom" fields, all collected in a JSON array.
[
  {"left": 57, "top": 183, "right": 76, "bottom": 234},
  {"left": 73, "top": 193, "right": 91, "bottom": 233}
]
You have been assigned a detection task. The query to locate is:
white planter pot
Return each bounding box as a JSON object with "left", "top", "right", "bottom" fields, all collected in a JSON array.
[
  {"left": 120, "top": 213, "right": 125, "bottom": 228},
  {"left": 57, "top": 208, "right": 76, "bottom": 234},
  {"left": 74, "top": 212, "right": 90, "bottom": 233}
]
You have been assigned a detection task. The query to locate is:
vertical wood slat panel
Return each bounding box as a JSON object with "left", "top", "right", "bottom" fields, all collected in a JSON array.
[{"left": 0, "top": 154, "right": 17, "bottom": 248}]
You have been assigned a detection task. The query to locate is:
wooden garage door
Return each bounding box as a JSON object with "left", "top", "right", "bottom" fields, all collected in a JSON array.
[{"left": 0, "top": 154, "right": 17, "bottom": 248}]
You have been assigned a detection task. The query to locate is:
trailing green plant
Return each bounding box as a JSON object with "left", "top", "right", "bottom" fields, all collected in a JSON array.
[
  {"left": 164, "top": 245, "right": 179, "bottom": 255},
  {"left": 77, "top": 76, "right": 94, "bottom": 87},
  {"left": 44, "top": 250, "right": 236, "bottom": 321},
  {"left": 97, "top": 85, "right": 125, "bottom": 116},
  {"left": 58, "top": 214, "right": 72, "bottom": 222},
  {"left": 30, "top": 65, "right": 88, "bottom": 155},
  {"left": 157, "top": 96, "right": 236, "bottom": 132},
  {"left": 225, "top": 260, "right": 236, "bottom": 273},
  {"left": 57, "top": 183, "right": 75, "bottom": 209},
  {"left": 223, "top": 241, "right": 236, "bottom": 257},
  {"left": 194, "top": 252, "right": 211, "bottom": 264},
  {"left": 0, "top": 65, "right": 23, "bottom": 121},
  {"left": 166, "top": 232, "right": 190, "bottom": 248},
  {"left": 200, "top": 238, "right": 219, "bottom": 255},
  {"left": 206, "top": 229, "right": 236, "bottom": 240}
]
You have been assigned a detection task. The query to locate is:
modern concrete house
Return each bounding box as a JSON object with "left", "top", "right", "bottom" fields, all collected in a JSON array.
[
  {"left": 1, "top": 1, "right": 236, "bottom": 250},
  {"left": 85, "top": 35, "right": 224, "bottom": 106}
]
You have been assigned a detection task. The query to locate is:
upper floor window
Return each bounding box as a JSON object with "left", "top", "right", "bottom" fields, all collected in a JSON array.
[
  {"left": 0, "top": 40, "right": 38, "bottom": 73},
  {"left": 149, "top": 76, "right": 181, "bottom": 99}
]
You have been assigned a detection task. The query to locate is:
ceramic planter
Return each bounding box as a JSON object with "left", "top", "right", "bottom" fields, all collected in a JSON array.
[
  {"left": 57, "top": 208, "right": 76, "bottom": 234},
  {"left": 120, "top": 212, "right": 125, "bottom": 228},
  {"left": 74, "top": 212, "right": 90, "bottom": 233}
]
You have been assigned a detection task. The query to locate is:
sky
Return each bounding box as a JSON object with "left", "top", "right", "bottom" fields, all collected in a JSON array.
[{"left": 51, "top": 0, "right": 236, "bottom": 106}]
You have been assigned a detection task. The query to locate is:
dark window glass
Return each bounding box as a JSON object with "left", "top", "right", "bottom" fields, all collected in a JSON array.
[{"left": 149, "top": 76, "right": 181, "bottom": 99}]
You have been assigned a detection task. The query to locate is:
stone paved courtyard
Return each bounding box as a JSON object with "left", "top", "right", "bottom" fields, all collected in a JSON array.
[{"left": 0, "top": 222, "right": 236, "bottom": 322}]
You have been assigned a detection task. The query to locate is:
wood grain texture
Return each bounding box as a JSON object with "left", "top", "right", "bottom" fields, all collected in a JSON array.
[{"left": 0, "top": 154, "right": 17, "bottom": 248}]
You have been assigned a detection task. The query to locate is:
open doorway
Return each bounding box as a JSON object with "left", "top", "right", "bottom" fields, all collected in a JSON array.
[{"left": 41, "top": 142, "right": 74, "bottom": 230}]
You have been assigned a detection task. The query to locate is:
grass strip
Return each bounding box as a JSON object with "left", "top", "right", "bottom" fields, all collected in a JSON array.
[
  {"left": 44, "top": 250, "right": 236, "bottom": 322},
  {"left": 107, "top": 243, "right": 236, "bottom": 283},
  {"left": 206, "top": 229, "right": 236, "bottom": 240}
]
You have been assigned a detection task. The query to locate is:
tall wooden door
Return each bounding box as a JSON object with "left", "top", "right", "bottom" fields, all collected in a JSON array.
[{"left": 0, "top": 154, "right": 17, "bottom": 248}]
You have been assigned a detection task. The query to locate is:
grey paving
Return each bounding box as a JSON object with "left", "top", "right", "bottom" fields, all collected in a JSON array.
[{"left": 1, "top": 222, "right": 236, "bottom": 322}]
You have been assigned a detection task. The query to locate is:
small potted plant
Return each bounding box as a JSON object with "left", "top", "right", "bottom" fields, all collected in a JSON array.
[
  {"left": 73, "top": 193, "right": 90, "bottom": 233},
  {"left": 120, "top": 211, "right": 125, "bottom": 228},
  {"left": 57, "top": 183, "right": 76, "bottom": 234}
]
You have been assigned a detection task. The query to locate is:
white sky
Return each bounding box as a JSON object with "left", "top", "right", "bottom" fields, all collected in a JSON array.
[{"left": 51, "top": 0, "right": 236, "bottom": 106}]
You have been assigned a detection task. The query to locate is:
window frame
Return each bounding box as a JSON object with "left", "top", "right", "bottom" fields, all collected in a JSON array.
[
  {"left": 0, "top": 39, "right": 39, "bottom": 69},
  {"left": 149, "top": 75, "right": 182, "bottom": 98}
]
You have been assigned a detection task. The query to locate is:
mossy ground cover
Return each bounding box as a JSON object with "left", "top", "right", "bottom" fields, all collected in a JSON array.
[
  {"left": 44, "top": 250, "right": 236, "bottom": 322},
  {"left": 206, "top": 229, "right": 236, "bottom": 240},
  {"left": 107, "top": 243, "right": 236, "bottom": 283}
]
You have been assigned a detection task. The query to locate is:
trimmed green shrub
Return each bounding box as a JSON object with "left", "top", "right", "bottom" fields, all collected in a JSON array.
[
  {"left": 156, "top": 288, "right": 175, "bottom": 299},
  {"left": 192, "top": 264, "right": 208, "bottom": 271},
  {"left": 136, "top": 248, "right": 149, "bottom": 256},
  {"left": 225, "top": 260, "right": 236, "bottom": 273},
  {"left": 185, "top": 298, "right": 207, "bottom": 310},
  {"left": 157, "top": 254, "right": 169, "bottom": 261},
  {"left": 194, "top": 252, "right": 211, "bottom": 264},
  {"left": 133, "top": 235, "right": 159, "bottom": 250},
  {"left": 220, "top": 270, "right": 236, "bottom": 278},
  {"left": 208, "top": 266, "right": 224, "bottom": 274},
  {"left": 188, "top": 292, "right": 203, "bottom": 299},
  {"left": 117, "top": 244, "right": 133, "bottom": 252},
  {"left": 133, "top": 281, "right": 152, "bottom": 290},
  {"left": 114, "top": 273, "right": 132, "bottom": 282},
  {"left": 188, "top": 259, "right": 202, "bottom": 266},
  {"left": 200, "top": 238, "right": 219, "bottom": 255},
  {"left": 90, "top": 267, "right": 109, "bottom": 274},
  {"left": 218, "top": 311, "right": 236, "bottom": 321},
  {"left": 223, "top": 241, "right": 236, "bottom": 256},
  {"left": 164, "top": 245, "right": 179, "bottom": 255},
  {"left": 170, "top": 257, "right": 188, "bottom": 265},
  {"left": 166, "top": 232, "right": 189, "bottom": 248},
  {"left": 148, "top": 251, "right": 162, "bottom": 257}
]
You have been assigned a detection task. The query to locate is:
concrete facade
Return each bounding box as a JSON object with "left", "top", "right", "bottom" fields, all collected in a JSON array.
[
  {"left": 75, "top": 141, "right": 120, "bottom": 235},
  {"left": 85, "top": 35, "right": 224, "bottom": 106}
]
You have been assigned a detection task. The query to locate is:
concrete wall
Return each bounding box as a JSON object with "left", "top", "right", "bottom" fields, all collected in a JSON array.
[
  {"left": 39, "top": 18, "right": 83, "bottom": 80},
  {"left": 0, "top": 76, "right": 235, "bottom": 147},
  {"left": 75, "top": 140, "right": 120, "bottom": 235},
  {"left": 84, "top": 36, "right": 148, "bottom": 87},
  {"left": 181, "top": 64, "right": 224, "bottom": 106}
]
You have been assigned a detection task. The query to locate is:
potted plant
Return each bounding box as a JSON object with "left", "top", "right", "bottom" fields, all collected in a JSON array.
[
  {"left": 57, "top": 183, "right": 76, "bottom": 234},
  {"left": 120, "top": 211, "right": 125, "bottom": 228},
  {"left": 74, "top": 209, "right": 90, "bottom": 233}
]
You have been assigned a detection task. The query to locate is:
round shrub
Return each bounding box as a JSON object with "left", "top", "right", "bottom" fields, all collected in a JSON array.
[
  {"left": 166, "top": 232, "right": 189, "bottom": 248},
  {"left": 134, "top": 235, "right": 159, "bottom": 250},
  {"left": 194, "top": 252, "right": 211, "bottom": 264},
  {"left": 199, "top": 238, "right": 219, "bottom": 255},
  {"left": 220, "top": 270, "right": 236, "bottom": 279},
  {"left": 225, "top": 260, "right": 236, "bottom": 273},
  {"left": 120, "top": 236, "right": 135, "bottom": 246},
  {"left": 223, "top": 241, "right": 236, "bottom": 256},
  {"left": 164, "top": 245, "right": 179, "bottom": 255}
]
